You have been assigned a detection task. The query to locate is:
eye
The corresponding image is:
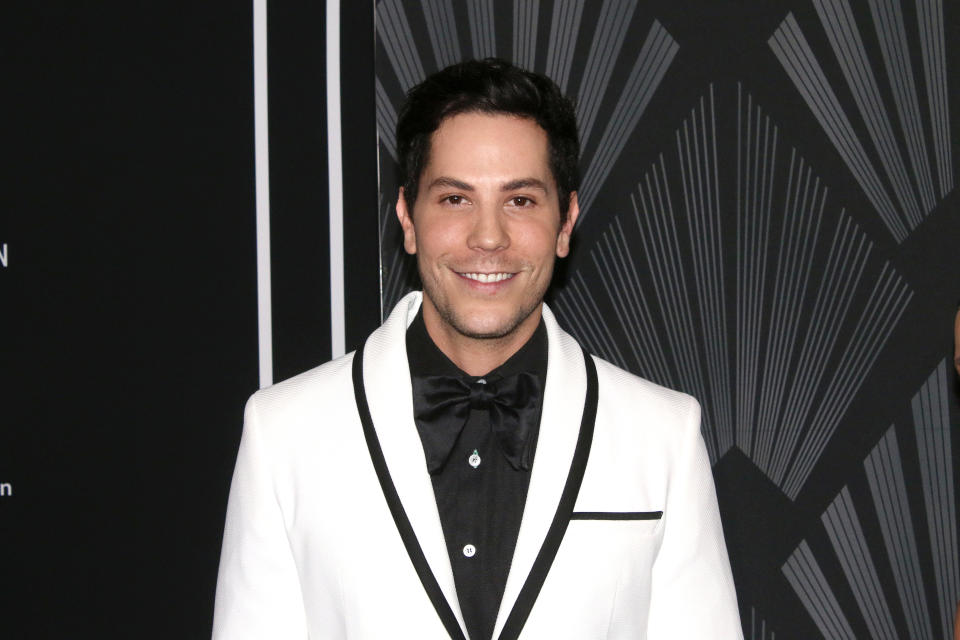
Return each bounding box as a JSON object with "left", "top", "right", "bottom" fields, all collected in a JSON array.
[
  {"left": 442, "top": 194, "right": 468, "bottom": 206},
  {"left": 509, "top": 196, "right": 535, "bottom": 208}
]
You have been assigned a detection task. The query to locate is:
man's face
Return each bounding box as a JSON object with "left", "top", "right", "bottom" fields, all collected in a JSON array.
[{"left": 397, "top": 112, "right": 578, "bottom": 343}]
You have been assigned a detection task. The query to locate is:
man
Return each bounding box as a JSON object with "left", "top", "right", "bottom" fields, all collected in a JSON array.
[{"left": 213, "top": 59, "right": 742, "bottom": 639}]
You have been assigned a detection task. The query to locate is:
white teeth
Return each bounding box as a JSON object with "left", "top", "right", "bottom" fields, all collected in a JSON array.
[{"left": 461, "top": 272, "right": 513, "bottom": 283}]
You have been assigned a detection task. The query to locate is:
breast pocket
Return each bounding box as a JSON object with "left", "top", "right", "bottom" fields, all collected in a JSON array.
[{"left": 523, "top": 514, "right": 664, "bottom": 637}]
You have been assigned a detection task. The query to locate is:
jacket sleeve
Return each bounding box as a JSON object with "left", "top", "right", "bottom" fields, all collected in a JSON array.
[
  {"left": 645, "top": 399, "right": 744, "bottom": 639},
  {"left": 212, "top": 395, "right": 309, "bottom": 639}
]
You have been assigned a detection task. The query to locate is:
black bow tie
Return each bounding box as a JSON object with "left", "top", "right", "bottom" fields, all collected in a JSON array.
[{"left": 411, "top": 372, "right": 542, "bottom": 474}]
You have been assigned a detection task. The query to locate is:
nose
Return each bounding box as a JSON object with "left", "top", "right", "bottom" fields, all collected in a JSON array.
[{"left": 467, "top": 203, "right": 510, "bottom": 252}]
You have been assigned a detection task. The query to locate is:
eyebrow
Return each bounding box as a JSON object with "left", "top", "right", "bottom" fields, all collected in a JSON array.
[
  {"left": 426, "top": 176, "right": 474, "bottom": 192},
  {"left": 501, "top": 178, "right": 549, "bottom": 193},
  {"left": 426, "top": 176, "right": 550, "bottom": 193}
]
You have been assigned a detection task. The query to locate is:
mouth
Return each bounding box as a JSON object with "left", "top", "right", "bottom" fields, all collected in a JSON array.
[{"left": 457, "top": 271, "right": 516, "bottom": 284}]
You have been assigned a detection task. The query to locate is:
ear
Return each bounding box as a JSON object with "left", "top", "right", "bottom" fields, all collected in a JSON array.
[
  {"left": 396, "top": 188, "right": 417, "bottom": 255},
  {"left": 555, "top": 191, "right": 579, "bottom": 257}
]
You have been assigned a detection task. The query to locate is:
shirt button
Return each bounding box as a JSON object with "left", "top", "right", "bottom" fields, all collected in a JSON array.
[
  {"left": 468, "top": 450, "right": 481, "bottom": 468},
  {"left": 462, "top": 544, "right": 476, "bottom": 558}
]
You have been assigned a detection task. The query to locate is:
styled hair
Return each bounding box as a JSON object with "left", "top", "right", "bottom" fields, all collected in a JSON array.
[{"left": 396, "top": 58, "right": 580, "bottom": 221}]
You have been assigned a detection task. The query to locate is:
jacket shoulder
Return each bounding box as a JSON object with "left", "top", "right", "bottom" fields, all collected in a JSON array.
[
  {"left": 243, "top": 352, "right": 357, "bottom": 435},
  {"left": 589, "top": 353, "right": 701, "bottom": 435},
  {"left": 591, "top": 353, "right": 699, "bottom": 409}
]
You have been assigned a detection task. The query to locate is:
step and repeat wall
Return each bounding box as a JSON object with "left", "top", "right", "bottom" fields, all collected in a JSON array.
[
  {"left": 3, "top": 1, "right": 958, "bottom": 637},
  {"left": 374, "top": 1, "right": 960, "bottom": 638}
]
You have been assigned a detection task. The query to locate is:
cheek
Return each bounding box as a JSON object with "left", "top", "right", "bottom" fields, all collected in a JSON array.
[
  {"left": 414, "top": 234, "right": 454, "bottom": 273},
  {"left": 519, "top": 226, "right": 562, "bottom": 264},
  {"left": 419, "top": 221, "right": 472, "bottom": 257}
]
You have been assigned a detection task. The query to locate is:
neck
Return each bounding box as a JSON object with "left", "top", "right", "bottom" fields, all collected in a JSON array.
[{"left": 421, "top": 302, "right": 543, "bottom": 376}]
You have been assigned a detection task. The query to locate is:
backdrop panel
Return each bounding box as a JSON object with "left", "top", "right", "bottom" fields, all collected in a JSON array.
[
  {"left": 4, "top": 1, "right": 260, "bottom": 636},
  {"left": 3, "top": 1, "right": 379, "bottom": 636},
  {"left": 374, "top": 1, "right": 960, "bottom": 637}
]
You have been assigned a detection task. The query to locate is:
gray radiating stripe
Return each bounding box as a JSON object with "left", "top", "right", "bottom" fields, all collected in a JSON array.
[
  {"left": 749, "top": 607, "right": 776, "bottom": 640},
  {"left": 375, "top": 77, "right": 398, "bottom": 161},
  {"left": 573, "top": 270, "right": 629, "bottom": 368},
  {"left": 912, "top": 360, "right": 959, "bottom": 640},
  {"left": 512, "top": 0, "right": 539, "bottom": 70},
  {"left": 575, "top": 0, "right": 638, "bottom": 150},
  {"left": 554, "top": 273, "right": 628, "bottom": 368},
  {"left": 769, "top": 216, "right": 872, "bottom": 486},
  {"left": 467, "top": 0, "right": 496, "bottom": 58},
  {"left": 782, "top": 540, "right": 856, "bottom": 639},
  {"left": 376, "top": 0, "right": 426, "bottom": 91},
  {"left": 915, "top": 0, "right": 953, "bottom": 196},
  {"left": 545, "top": 0, "right": 585, "bottom": 93},
  {"left": 823, "top": 487, "right": 899, "bottom": 639},
  {"left": 754, "top": 150, "right": 825, "bottom": 472},
  {"left": 814, "top": 0, "right": 924, "bottom": 223},
  {"left": 865, "top": 426, "right": 936, "bottom": 639},
  {"left": 607, "top": 217, "right": 674, "bottom": 383},
  {"left": 783, "top": 263, "right": 912, "bottom": 498},
  {"left": 632, "top": 156, "right": 719, "bottom": 461},
  {"left": 579, "top": 21, "right": 677, "bottom": 217},
  {"left": 554, "top": 275, "right": 619, "bottom": 367},
  {"left": 867, "top": 0, "right": 937, "bottom": 217},
  {"left": 769, "top": 14, "right": 907, "bottom": 241},
  {"left": 421, "top": 0, "right": 462, "bottom": 70},
  {"left": 676, "top": 87, "right": 734, "bottom": 454},
  {"left": 769, "top": 214, "right": 863, "bottom": 480},
  {"left": 591, "top": 217, "right": 673, "bottom": 384},
  {"left": 588, "top": 234, "right": 642, "bottom": 369},
  {"left": 736, "top": 87, "right": 777, "bottom": 454},
  {"left": 551, "top": 295, "right": 598, "bottom": 362}
]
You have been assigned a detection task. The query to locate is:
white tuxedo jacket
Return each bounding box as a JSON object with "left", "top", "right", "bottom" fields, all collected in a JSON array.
[{"left": 213, "top": 292, "right": 742, "bottom": 639}]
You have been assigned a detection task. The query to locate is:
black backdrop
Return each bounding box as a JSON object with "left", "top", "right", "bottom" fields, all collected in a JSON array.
[
  {"left": 3, "top": 1, "right": 374, "bottom": 636},
  {"left": 5, "top": 2, "right": 260, "bottom": 635},
  {"left": 3, "top": 1, "right": 959, "bottom": 638}
]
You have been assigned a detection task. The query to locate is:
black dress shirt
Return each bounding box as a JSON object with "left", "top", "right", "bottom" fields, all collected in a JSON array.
[{"left": 406, "top": 311, "right": 548, "bottom": 640}]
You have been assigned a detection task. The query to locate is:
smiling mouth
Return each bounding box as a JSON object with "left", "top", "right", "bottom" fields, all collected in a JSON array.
[{"left": 458, "top": 272, "right": 516, "bottom": 283}]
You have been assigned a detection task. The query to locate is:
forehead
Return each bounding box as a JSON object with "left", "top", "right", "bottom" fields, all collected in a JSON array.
[{"left": 423, "top": 112, "right": 551, "bottom": 181}]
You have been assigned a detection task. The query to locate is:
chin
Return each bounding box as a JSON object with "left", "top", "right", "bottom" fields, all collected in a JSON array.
[
  {"left": 454, "top": 321, "right": 515, "bottom": 340},
  {"left": 446, "top": 304, "right": 535, "bottom": 341}
]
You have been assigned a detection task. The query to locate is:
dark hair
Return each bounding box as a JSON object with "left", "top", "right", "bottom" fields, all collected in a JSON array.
[{"left": 396, "top": 58, "right": 580, "bottom": 221}]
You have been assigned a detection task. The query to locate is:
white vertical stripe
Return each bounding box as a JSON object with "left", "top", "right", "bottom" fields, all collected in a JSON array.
[
  {"left": 254, "top": 0, "right": 273, "bottom": 388},
  {"left": 327, "top": 0, "right": 346, "bottom": 357}
]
